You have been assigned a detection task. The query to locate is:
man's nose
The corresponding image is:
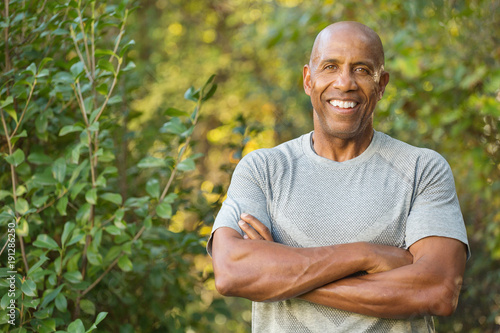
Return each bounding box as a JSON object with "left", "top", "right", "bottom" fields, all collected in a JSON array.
[{"left": 332, "top": 69, "right": 358, "bottom": 92}]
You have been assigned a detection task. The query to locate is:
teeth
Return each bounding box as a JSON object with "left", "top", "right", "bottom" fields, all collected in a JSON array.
[{"left": 329, "top": 100, "right": 357, "bottom": 109}]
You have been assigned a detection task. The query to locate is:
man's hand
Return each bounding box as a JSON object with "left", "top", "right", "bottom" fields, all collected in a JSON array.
[
  {"left": 238, "top": 213, "right": 412, "bottom": 274},
  {"left": 365, "top": 243, "right": 413, "bottom": 274},
  {"left": 238, "top": 213, "right": 274, "bottom": 241}
]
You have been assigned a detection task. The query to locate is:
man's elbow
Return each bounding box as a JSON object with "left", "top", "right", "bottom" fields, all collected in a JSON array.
[
  {"left": 214, "top": 271, "right": 237, "bottom": 297},
  {"left": 429, "top": 276, "right": 463, "bottom": 317}
]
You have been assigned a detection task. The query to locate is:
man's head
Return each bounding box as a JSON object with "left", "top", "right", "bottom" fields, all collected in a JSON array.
[{"left": 303, "top": 21, "right": 389, "bottom": 141}]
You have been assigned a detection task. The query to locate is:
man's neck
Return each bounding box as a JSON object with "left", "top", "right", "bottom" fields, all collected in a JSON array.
[{"left": 312, "top": 128, "right": 374, "bottom": 162}]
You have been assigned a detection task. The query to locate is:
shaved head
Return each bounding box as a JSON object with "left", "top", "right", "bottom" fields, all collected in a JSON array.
[{"left": 309, "top": 22, "right": 385, "bottom": 71}]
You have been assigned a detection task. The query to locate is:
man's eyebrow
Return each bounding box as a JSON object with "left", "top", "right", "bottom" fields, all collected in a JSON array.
[
  {"left": 351, "top": 61, "right": 376, "bottom": 70},
  {"left": 318, "top": 58, "right": 341, "bottom": 66},
  {"left": 316, "top": 59, "right": 376, "bottom": 70}
]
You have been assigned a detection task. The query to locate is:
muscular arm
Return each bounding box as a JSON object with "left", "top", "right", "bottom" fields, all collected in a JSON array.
[
  {"left": 211, "top": 214, "right": 412, "bottom": 302},
  {"left": 298, "top": 236, "right": 467, "bottom": 318}
]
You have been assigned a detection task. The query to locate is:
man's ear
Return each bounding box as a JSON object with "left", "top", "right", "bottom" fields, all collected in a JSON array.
[
  {"left": 378, "top": 71, "right": 390, "bottom": 100},
  {"left": 303, "top": 64, "right": 312, "bottom": 96}
]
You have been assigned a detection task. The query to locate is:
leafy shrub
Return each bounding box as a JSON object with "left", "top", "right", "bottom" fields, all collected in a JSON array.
[{"left": 0, "top": 1, "right": 219, "bottom": 331}]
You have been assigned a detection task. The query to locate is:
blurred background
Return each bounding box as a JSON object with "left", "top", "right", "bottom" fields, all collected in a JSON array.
[{"left": 1, "top": 0, "right": 499, "bottom": 332}]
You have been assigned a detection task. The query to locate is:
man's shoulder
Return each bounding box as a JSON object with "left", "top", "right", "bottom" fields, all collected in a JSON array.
[{"left": 377, "top": 131, "right": 448, "bottom": 166}]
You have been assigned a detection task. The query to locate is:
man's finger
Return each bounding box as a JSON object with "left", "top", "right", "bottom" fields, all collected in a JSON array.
[
  {"left": 238, "top": 220, "right": 264, "bottom": 240},
  {"left": 240, "top": 213, "right": 273, "bottom": 241}
]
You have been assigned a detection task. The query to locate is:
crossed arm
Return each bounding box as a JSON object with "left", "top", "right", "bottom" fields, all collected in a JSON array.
[{"left": 211, "top": 214, "right": 467, "bottom": 319}]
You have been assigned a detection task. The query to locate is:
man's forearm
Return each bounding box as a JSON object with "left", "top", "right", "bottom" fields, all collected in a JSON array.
[
  {"left": 298, "top": 237, "right": 467, "bottom": 318},
  {"left": 212, "top": 227, "right": 411, "bottom": 302}
]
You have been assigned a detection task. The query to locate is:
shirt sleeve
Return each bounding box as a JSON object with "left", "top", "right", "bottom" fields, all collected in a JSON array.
[
  {"left": 206, "top": 151, "right": 273, "bottom": 257},
  {"left": 405, "top": 150, "right": 470, "bottom": 258}
]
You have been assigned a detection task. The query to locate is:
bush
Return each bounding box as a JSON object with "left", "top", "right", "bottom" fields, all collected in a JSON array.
[{"left": 0, "top": 1, "right": 218, "bottom": 331}]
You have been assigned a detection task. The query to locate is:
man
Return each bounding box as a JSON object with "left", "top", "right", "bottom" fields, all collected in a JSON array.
[{"left": 208, "top": 21, "right": 469, "bottom": 332}]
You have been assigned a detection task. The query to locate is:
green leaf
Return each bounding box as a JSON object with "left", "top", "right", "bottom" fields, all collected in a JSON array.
[
  {"left": 163, "top": 192, "right": 178, "bottom": 204},
  {"left": 156, "top": 202, "right": 172, "bottom": 219},
  {"left": 40, "top": 284, "right": 64, "bottom": 308},
  {"left": 137, "top": 156, "right": 167, "bottom": 168},
  {"left": 5, "top": 149, "right": 25, "bottom": 167},
  {"left": 101, "top": 166, "right": 118, "bottom": 175},
  {"left": 184, "top": 86, "right": 200, "bottom": 102},
  {"left": 0, "top": 190, "right": 12, "bottom": 200},
  {"left": 95, "top": 312, "right": 108, "bottom": 325},
  {"left": 105, "top": 225, "right": 121, "bottom": 235},
  {"left": 32, "top": 194, "right": 49, "bottom": 208},
  {"left": 70, "top": 182, "right": 86, "bottom": 200},
  {"left": 165, "top": 107, "right": 189, "bottom": 117},
  {"left": 39, "top": 57, "right": 53, "bottom": 71},
  {"left": 119, "top": 39, "right": 135, "bottom": 57},
  {"left": 28, "top": 253, "right": 49, "bottom": 277},
  {"left": 80, "top": 299, "right": 95, "bottom": 316},
  {"left": 33, "top": 234, "right": 60, "bottom": 250},
  {"left": 144, "top": 216, "right": 152, "bottom": 229},
  {"left": 87, "top": 247, "right": 103, "bottom": 266},
  {"left": 0, "top": 96, "right": 14, "bottom": 108},
  {"left": 97, "top": 59, "right": 115, "bottom": 74},
  {"left": 101, "top": 192, "right": 122, "bottom": 205},
  {"left": 37, "top": 68, "right": 50, "bottom": 78},
  {"left": 1, "top": 293, "right": 10, "bottom": 309},
  {"left": 53, "top": 71, "right": 74, "bottom": 84},
  {"left": 118, "top": 255, "right": 133, "bottom": 272},
  {"left": 146, "top": 178, "right": 160, "bottom": 199},
  {"left": 27, "top": 152, "right": 52, "bottom": 165},
  {"left": 88, "top": 121, "right": 99, "bottom": 132},
  {"left": 63, "top": 271, "right": 83, "bottom": 284},
  {"left": 21, "top": 279, "right": 37, "bottom": 297},
  {"left": 177, "top": 158, "right": 196, "bottom": 172},
  {"left": 11, "top": 132, "right": 27, "bottom": 147},
  {"left": 52, "top": 28, "right": 69, "bottom": 35},
  {"left": 96, "top": 83, "right": 108, "bottom": 96},
  {"left": 68, "top": 159, "right": 88, "bottom": 185},
  {"left": 4, "top": 106, "right": 17, "bottom": 124},
  {"left": 15, "top": 185, "right": 27, "bottom": 196},
  {"left": 52, "top": 157, "right": 67, "bottom": 183},
  {"left": 71, "top": 143, "right": 83, "bottom": 164},
  {"left": 15, "top": 197, "right": 29, "bottom": 215},
  {"left": 114, "top": 217, "right": 127, "bottom": 230},
  {"left": 34, "top": 308, "right": 51, "bottom": 320},
  {"left": 16, "top": 217, "right": 29, "bottom": 236},
  {"left": 203, "top": 74, "right": 216, "bottom": 88},
  {"left": 107, "top": 95, "right": 122, "bottom": 105},
  {"left": 85, "top": 188, "right": 97, "bottom": 205},
  {"left": 160, "top": 117, "right": 187, "bottom": 135},
  {"left": 56, "top": 196, "right": 68, "bottom": 216},
  {"left": 202, "top": 83, "right": 217, "bottom": 101},
  {"left": 32, "top": 173, "right": 57, "bottom": 186},
  {"left": 67, "top": 230, "right": 85, "bottom": 246},
  {"left": 55, "top": 293, "right": 67, "bottom": 312},
  {"left": 61, "top": 222, "right": 76, "bottom": 246},
  {"left": 67, "top": 319, "right": 85, "bottom": 333},
  {"left": 122, "top": 61, "right": 136, "bottom": 72},
  {"left": 70, "top": 62, "right": 85, "bottom": 79},
  {"left": 94, "top": 49, "right": 118, "bottom": 58},
  {"left": 59, "top": 124, "right": 84, "bottom": 136},
  {"left": 27, "top": 62, "right": 37, "bottom": 75}
]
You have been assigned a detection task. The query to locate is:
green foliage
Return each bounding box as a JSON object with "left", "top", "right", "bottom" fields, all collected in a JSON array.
[
  {"left": 1, "top": 0, "right": 499, "bottom": 332},
  {"left": 131, "top": 0, "right": 499, "bottom": 331},
  {"left": 0, "top": 0, "right": 219, "bottom": 332}
]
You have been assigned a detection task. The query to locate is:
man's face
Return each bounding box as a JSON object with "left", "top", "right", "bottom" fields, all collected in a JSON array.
[{"left": 303, "top": 28, "right": 389, "bottom": 141}]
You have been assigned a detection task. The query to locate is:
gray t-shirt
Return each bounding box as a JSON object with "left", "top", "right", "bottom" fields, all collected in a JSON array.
[{"left": 208, "top": 131, "right": 469, "bottom": 333}]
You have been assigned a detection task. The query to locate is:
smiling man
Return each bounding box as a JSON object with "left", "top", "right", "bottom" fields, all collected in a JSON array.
[{"left": 208, "top": 22, "right": 469, "bottom": 332}]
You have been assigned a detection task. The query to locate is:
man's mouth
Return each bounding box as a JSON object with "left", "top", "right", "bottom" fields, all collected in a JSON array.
[{"left": 329, "top": 100, "right": 358, "bottom": 109}]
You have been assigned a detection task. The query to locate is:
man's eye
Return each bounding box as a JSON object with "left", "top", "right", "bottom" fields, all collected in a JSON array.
[
  {"left": 325, "top": 65, "right": 337, "bottom": 70},
  {"left": 354, "top": 67, "right": 369, "bottom": 74}
]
